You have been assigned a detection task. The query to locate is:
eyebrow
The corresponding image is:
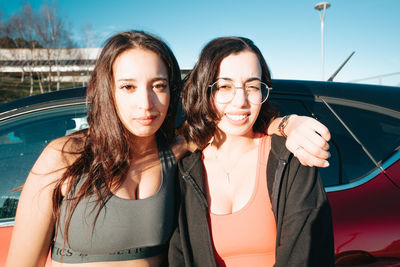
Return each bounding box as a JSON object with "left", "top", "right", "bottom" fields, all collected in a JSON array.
[
  {"left": 217, "top": 77, "right": 261, "bottom": 83},
  {"left": 116, "top": 77, "right": 168, "bottom": 82}
]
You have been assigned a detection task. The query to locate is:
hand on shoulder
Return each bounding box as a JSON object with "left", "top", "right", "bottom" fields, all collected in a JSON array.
[
  {"left": 171, "top": 135, "right": 195, "bottom": 160},
  {"left": 283, "top": 115, "right": 331, "bottom": 167},
  {"left": 270, "top": 115, "right": 331, "bottom": 168}
]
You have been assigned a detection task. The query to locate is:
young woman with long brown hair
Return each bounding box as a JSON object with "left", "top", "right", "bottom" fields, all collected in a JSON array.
[
  {"left": 7, "top": 30, "right": 182, "bottom": 267},
  {"left": 6, "top": 31, "right": 331, "bottom": 266}
]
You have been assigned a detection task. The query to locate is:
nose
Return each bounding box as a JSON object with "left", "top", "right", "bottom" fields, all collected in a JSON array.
[
  {"left": 231, "top": 87, "right": 248, "bottom": 107},
  {"left": 136, "top": 85, "right": 153, "bottom": 110}
]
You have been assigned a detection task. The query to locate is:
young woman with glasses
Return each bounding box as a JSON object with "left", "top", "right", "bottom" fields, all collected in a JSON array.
[{"left": 168, "top": 36, "right": 335, "bottom": 267}]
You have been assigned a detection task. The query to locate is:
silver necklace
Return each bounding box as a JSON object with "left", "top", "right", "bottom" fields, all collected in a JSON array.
[{"left": 213, "top": 146, "right": 245, "bottom": 184}]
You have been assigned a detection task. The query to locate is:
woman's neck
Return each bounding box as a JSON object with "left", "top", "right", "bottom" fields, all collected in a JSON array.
[
  {"left": 209, "top": 130, "right": 260, "bottom": 158},
  {"left": 129, "top": 134, "right": 158, "bottom": 158}
]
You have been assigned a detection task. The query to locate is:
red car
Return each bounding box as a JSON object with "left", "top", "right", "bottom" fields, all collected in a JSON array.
[{"left": 1, "top": 80, "right": 399, "bottom": 266}]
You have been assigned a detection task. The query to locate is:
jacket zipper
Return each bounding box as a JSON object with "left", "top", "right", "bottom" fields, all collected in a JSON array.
[
  {"left": 271, "top": 159, "right": 287, "bottom": 224},
  {"left": 181, "top": 173, "right": 209, "bottom": 211},
  {"left": 181, "top": 172, "right": 217, "bottom": 267}
]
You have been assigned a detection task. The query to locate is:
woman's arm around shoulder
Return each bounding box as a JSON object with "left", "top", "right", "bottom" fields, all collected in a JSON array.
[
  {"left": 268, "top": 115, "right": 331, "bottom": 168},
  {"left": 6, "top": 136, "right": 79, "bottom": 267},
  {"left": 171, "top": 135, "right": 197, "bottom": 161}
]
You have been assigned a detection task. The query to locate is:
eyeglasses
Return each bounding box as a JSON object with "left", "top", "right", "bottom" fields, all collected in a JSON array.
[{"left": 209, "top": 79, "right": 271, "bottom": 105}]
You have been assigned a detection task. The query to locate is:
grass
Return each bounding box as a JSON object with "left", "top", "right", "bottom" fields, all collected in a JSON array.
[{"left": 0, "top": 75, "right": 81, "bottom": 104}]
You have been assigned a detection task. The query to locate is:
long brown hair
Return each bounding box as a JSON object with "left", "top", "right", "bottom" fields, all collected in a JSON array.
[
  {"left": 180, "top": 36, "right": 278, "bottom": 148},
  {"left": 52, "top": 30, "right": 181, "bottom": 244}
]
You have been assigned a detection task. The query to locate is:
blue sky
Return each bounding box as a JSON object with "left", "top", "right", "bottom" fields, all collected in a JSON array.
[{"left": 1, "top": 0, "right": 399, "bottom": 86}]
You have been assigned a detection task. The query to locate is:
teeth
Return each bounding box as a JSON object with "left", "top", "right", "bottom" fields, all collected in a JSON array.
[{"left": 226, "top": 114, "right": 247, "bottom": 121}]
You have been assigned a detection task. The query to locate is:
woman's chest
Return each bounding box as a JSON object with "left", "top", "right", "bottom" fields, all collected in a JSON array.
[
  {"left": 204, "top": 158, "right": 258, "bottom": 215},
  {"left": 113, "top": 163, "right": 162, "bottom": 200}
]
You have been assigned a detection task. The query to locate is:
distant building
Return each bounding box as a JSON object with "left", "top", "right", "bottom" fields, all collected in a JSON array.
[
  {"left": 0, "top": 48, "right": 191, "bottom": 84},
  {"left": 0, "top": 48, "right": 100, "bottom": 84}
]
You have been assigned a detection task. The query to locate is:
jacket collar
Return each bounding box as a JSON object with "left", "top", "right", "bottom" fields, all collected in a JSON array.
[{"left": 178, "top": 149, "right": 208, "bottom": 195}]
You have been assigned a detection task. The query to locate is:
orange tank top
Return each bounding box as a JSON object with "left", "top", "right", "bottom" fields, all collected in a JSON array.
[{"left": 208, "top": 135, "right": 276, "bottom": 267}]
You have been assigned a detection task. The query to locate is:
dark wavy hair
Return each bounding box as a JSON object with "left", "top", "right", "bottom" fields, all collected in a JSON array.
[
  {"left": 52, "top": 30, "right": 181, "bottom": 246},
  {"left": 180, "top": 36, "right": 278, "bottom": 148}
]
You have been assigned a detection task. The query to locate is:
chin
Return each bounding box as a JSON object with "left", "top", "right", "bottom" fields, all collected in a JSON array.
[
  {"left": 218, "top": 123, "right": 254, "bottom": 137},
  {"left": 127, "top": 128, "right": 158, "bottom": 138},
  {"left": 223, "top": 128, "right": 255, "bottom": 138}
]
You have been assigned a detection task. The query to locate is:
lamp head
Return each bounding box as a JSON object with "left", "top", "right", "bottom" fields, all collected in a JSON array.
[{"left": 314, "top": 2, "right": 331, "bottom": 11}]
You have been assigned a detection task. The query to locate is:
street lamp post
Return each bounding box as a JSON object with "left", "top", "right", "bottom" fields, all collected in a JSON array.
[{"left": 314, "top": 2, "right": 331, "bottom": 80}]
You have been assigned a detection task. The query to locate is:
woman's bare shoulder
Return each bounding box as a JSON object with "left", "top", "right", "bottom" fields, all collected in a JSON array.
[{"left": 30, "top": 134, "right": 85, "bottom": 180}]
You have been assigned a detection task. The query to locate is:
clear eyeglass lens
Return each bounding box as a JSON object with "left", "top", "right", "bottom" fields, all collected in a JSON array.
[{"left": 211, "top": 81, "right": 269, "bottom": 104}]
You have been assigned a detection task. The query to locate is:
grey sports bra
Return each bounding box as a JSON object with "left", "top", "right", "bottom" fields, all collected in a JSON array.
[{"left": 51, "top": 135, "right": 176, "bottom": 263}]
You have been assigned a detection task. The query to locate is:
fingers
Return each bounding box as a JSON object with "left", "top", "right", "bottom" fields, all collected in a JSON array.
[
  {"left": 309, "top": 119, "right": 331, "bottom": 142},
  {"left": 285, "top": 124, "right": 330, "bottom": 156},
  {"left": 285, "top": 115, "right": 331, "bottom": 142},
  {"left": 289, "top": 134, "right": 330, "bottom": 160},
  {"left": 285, "top": 127, "right": 331, "bottom": 167},
  {"left": 294, "top": 145, "right": 330, "bottom": 168},
  {"left": 282, "top": 115, "right": 332, "bottom": 167},
  {"left": 286, "top": 138, "right": 330, "bottom": 167}
]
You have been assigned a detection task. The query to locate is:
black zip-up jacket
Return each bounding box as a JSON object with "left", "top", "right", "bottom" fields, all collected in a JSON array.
[{"left": 168, "top": 135, "right": 335, "bottom": 267}]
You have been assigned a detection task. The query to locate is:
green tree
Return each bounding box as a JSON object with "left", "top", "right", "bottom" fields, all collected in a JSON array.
[{"left": 0, "top": 36, "right": 16, "bottom": 48}]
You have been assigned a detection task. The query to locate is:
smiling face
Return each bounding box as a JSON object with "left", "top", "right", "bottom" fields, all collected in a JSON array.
[
  {"left": 214, "top": 51, "right": 262, "bottom": 138},
  {"left": 113, "top": 48, "right": 170, "bottom": 138}
]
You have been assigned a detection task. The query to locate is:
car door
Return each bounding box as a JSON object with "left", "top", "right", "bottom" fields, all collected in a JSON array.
[
  {"left": 270, "top": 87, "right": 400, "bottom": 266},
  {"left": 0, "top": 102, "right": 88, "bottom": 265}
]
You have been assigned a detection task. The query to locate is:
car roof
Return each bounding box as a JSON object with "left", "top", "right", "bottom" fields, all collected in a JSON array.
[
  {"left": 271, "top": 79, "right": 400, "bottom": 112},
  {"left": 0, "top": 87, "right": 87, "bottom": 116},
  {"left": 0, "top": 80, "right": 399, "bottom": 116}
]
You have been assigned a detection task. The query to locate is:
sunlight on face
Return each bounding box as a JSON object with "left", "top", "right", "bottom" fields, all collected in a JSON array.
[
  {"left": 214, "top": 51, "right": 262, "bottom": 138},
  {"left": 113, "top": 48, "right": 170, "bottom": 138}
]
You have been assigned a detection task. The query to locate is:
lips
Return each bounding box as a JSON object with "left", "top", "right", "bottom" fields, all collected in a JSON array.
[
  {"left": 134, "top": 115, "right": 157, "bottom": 125},
  {"left": 225, "top": 114, "right": 248, "bottom": 121},
  {"left": 224, "top": 112, "right": 250, "bottom": 125}
]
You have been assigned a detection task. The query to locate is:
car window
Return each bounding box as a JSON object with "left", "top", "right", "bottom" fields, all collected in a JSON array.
[
  {"left": 328, "top": 103, "right": 400, "bottom": 165},
  {"left": 270, "top": 96, "right": 383, "bottom": 187},
  {"left": 0, "top": 104, "right": 87, "bottom": 223}
]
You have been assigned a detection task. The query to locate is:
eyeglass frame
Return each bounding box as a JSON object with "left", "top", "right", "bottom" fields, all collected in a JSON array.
[{"left": 208, "top": 79, "right": 272, "bottom": 105}]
